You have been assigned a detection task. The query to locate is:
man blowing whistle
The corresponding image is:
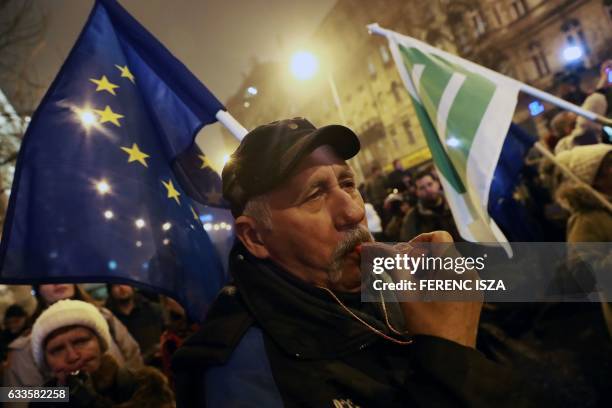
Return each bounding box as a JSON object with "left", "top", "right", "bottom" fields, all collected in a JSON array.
[{"left": 172, "top": 118, "right": 542, "bottom": 407}]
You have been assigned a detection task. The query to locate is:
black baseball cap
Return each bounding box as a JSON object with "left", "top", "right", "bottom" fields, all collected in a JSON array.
[{"left": 222, "top": 118, "right": 360, "bottom": 217}]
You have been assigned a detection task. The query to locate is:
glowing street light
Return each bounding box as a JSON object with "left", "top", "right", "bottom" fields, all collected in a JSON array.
[
  {"left": 222, "top": 154, "right": 231, "bottom": 166},
  {"left": 290, "top": 51, "right": 319, "bottom": 80},
  {"left": 74, "top": 106, "right": 98, "bottom": 131},
  {"left": 247, "top": 86, "right": 258, "bottom": 96},
  {"left": 288, "top": 49, "right": 362, "bottom": 178},
  {"left": 95, "top": 179, "right": 111, "bottom": 195},
  {"left": 80, "top": 110, "right": 97, "bottom": 125},
  {"left": 562, "top": 45, "right": 583, "bottom": 63}
]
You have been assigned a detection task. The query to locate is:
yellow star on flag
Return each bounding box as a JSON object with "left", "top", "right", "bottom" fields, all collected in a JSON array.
[
  {"left": 94, "top": 105, "right": 124, "bottom": 127},
  {"left": 190, "top": 205, "right": 199, "bottom": 221},
  {"left": 115, "top": 64, "right": 135, "bottom": 83},
  {"left": 89, "top": 75, "right": 119, "bottom": 95},
  {"left": 162, "top": 179, "right": 181, "bottom": 205},
  {"left": 121, "top": 143, "right": 150, "bottom": 167},
  {"left": 198, "top": 154, "right": 212, "bottom": 169}
]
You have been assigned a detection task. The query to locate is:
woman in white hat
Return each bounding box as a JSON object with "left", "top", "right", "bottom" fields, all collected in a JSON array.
[{"left": 29, "top": 300, "right": 174, "bottom": 408}]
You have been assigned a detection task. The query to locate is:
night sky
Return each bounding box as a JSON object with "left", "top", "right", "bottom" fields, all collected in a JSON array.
[{"left": 3, "top": 0, "right": 335, "bottom": 165}]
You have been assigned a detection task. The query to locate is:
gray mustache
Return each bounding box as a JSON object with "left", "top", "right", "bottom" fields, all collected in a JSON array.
[{"left": 328, "top": 225, "right": 374, "bottom": 283}]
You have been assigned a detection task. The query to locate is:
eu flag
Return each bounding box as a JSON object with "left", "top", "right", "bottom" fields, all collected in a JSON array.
[
  {"left": 0, "top": 0, "right": 228, "bottom": 321},
  {"left": 488, "top": 124, "right": 542, "bottom": 241}
]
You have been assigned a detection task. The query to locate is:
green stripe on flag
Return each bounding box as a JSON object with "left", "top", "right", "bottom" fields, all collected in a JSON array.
[
  {"left": 399, "top": 44, "right": 498, "bottom": 193},
  {"left": 399, "top": 44, "right": 466, "bottom": 193},
  {"left": 445, "top": 64, "right": 496, "bottom": 179},
  {"left": 399, "top": 47, "right": 450, "bottom": 127}
]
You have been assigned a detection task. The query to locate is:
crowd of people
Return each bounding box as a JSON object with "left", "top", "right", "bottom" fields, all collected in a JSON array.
[
  {"left": 0, "top": 63, "right": 609, "bottom": 407},
  {"left": 0, "top": 283, "right": 199, "bottom": 407},
  {"left": 360, "top": 162, "right": 461, "bottom": 243}
]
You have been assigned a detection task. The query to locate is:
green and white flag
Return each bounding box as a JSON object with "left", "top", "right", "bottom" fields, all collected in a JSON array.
[{"left": 376, "top": 26, "right": 522, "bottom": 244}]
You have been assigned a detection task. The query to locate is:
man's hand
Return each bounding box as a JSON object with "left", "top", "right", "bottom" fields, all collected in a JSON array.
[
  {"left": 401, "top": 231, "right": 482, "bottom": 348},
  {"left": 364, "top": 231, "right": 482, "bottom": 347}
]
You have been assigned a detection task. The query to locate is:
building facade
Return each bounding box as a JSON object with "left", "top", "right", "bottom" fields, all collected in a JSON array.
[{"left": 222, "top": 0, "right": 612, "bottom": 181}]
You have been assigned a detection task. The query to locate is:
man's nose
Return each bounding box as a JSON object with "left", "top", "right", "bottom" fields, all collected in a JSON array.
[{"left": 332, "top": 188, "right": 365, "bottom": 230}]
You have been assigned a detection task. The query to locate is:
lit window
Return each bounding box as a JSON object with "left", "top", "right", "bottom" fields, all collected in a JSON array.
[
  {"left": 390, "top": 81, "right": 402, "bottom": 102},
  {"left": 510, "top": 0, "right": 528, "bottom": 19},
  {"left": 379, "top": 45, "right": 390, "bottom": 64},
  {"left": 467, "top": 10, "right": 487, "bottom": 37},
  {"left": 368, "top": 58, "right": 377, "bottom": 77}
]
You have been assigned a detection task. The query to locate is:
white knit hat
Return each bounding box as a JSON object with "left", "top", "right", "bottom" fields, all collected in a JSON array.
[
  {"left": 31, "top": 299, "right": 111, "bottom": 368},
  {"left": 556, "top": 144, "right": 612, "bottom": 186}
]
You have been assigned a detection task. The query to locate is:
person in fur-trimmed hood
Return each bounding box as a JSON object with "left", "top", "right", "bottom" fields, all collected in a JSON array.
[
  {"left": 556, "top": 144, "right": 612, "bottom": 340},
  {"left": 556, "top": 144, "right": 612, "bottom": 242},
  {"left": 29, "top": 300, "right": 175, "bottom": 408}
]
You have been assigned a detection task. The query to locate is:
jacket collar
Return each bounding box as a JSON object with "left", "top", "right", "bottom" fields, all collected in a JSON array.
[{"left": 230, "top": 243, "right": 403, "bottom": 359}]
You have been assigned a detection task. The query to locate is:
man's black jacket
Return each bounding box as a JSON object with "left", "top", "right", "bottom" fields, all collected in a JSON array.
[{"left": 172, "top": 243, "right": 543, "bottom": 407}]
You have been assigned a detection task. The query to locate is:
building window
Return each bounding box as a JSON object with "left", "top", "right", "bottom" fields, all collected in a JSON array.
[
  {"left": 379, "top": 45, "right": 390, "bottom": 65},
  {"left": 391, "top": 81, "right": 402, "bottom": 102},
  {"left": 387, "top": 125, "right": 401, "bottom": 151},
  {"left": 491, "top": 4, "right": 503, "bottom": 27},
  {"left": 467, "top": 10, "right": 487, "bottom": 37},
  {"left": 402, "top": 120, "right": 415, "bottom": 145},
  {"left": 561, "top": 19, "right": 591, "bottom": 56},
  {"left": 510, "top": 0, "right": 528, "bottom": 19},
  {"left": 528, "top": 42, "right": 550, "bottom": 78},
  {"left": 367, "top": 58, "right": 377, "bottom": 77}
]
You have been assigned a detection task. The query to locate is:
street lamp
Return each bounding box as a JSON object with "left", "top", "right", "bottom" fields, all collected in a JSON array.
[
  {"left": 290, "top": 51, "right": 319, "bottom": 80},
  {"left": 289, "top": 51, "right": 347, "bottom": 125},
  {"left": 289, "top": 50, "right": 362, "bottom": 178},
  {"left": 562, "top": 45, "right": 583, "bottom": 63}
]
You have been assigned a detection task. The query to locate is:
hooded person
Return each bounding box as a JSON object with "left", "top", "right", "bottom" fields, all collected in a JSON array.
[
  {"left": 556, "top": 144, "right": 612, "bottom": 242},
  {"left": 556, "top": 144, "right": 612, "bottom": 338},
  {"left": 1, "top": 305, "right": 28, "bottom": 362},
  {"left": 4, "top": 284, "right": 142, "bottom": 392},
  {"left": 554, "top": 93, "right": 608, "bottom": 156},
  {"left": 29, "top": 299, "right": 174, "bottom": 408}
]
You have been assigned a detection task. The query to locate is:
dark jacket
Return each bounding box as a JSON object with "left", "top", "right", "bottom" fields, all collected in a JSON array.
[
  {"left": 364, "top": 175, "right": 388, "bottom": 207},
  {"left": 400, "top": 198, "right": 461, "bottom": 242},
  {"left": 172, "top": 243, "right": 542, "bottom": 407},
  {"left": 30, "top": 354, "right": 174, "bottom": 408},
  {"left": 386, "top": 169, "right": 408, "bottom": 192},
  {"left": 106, "top": 294, "right": 163, "bottom": 362}
]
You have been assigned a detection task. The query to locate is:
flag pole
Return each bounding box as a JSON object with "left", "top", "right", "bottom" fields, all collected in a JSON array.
[
  {"left": 367, "top": 23, "right": 612, "bottom": 127},
  {"left": 534, "top": 142, "right": 612, "bottom": 212},
  {"left": 521, "top": 84, "right": 612, "bottom": 127},
  {"left": 216, "top": 110, "right": 248, "bottom": 141}
]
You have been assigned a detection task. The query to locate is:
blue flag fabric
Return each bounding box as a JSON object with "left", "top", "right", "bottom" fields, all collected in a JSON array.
[
  {"left": 488, "top": 124, "right": 542, "bottom": 241},
  {"left": 0, "top": 0, "right": 227, "bottom": 322}
]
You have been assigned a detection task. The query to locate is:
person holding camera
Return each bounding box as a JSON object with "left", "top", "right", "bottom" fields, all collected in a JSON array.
[{"left": 29, "top": 300, "right": 174, "bottom": 408}]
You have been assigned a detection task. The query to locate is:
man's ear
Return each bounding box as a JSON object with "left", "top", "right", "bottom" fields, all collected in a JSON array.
[{"left": 234, "top": 215, "right": 270, "bottom": 259}]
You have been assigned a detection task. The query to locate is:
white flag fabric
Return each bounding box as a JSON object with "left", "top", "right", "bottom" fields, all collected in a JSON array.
[{"left": 374, "top": 26, "right": 522, "bottom": 244}]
